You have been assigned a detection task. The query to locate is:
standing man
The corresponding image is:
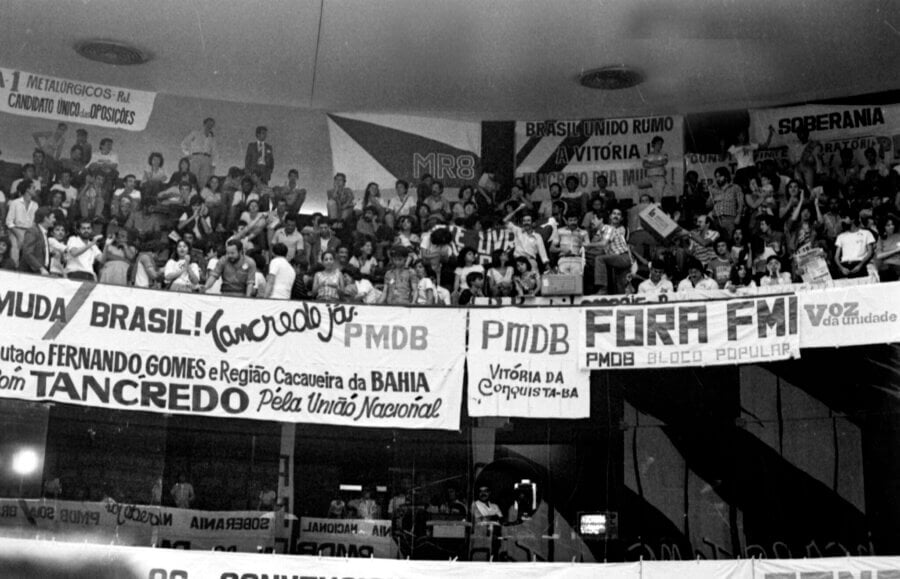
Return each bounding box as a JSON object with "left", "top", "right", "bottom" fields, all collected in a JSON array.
[
  {"left": 5, "top": 179, "right": 39, "bottom": 266},
  {"left": 32, "top": 122, "right": 68, "bottom": 164},
  {"left": 65, "top": 219, "right": 104, "bottom": 281},
  {"left": 203, "top": 239, "right": 257, "bottom": 297},
  {"left": 245, "top": 126, "right": 274, "bottom": 184},
  {"left": 19, "top": 206, "right": 55, "bottom": 275},
  {"left": 504, "top": 206, "right": 549, "bottom": 272},
  {"left": 181, "top": 117, "right": 217, "bottom": 189},
  {"left": 707, "top": 167, "right": 743, "bottom": 237}
]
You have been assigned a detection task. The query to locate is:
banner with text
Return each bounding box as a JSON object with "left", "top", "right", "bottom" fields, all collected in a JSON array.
[
  {"left": 798, "top": 282, "right": 900, "bottom": 348},
  {"left": 327, "top": 113, "right": 481, "bottom": 193},
  {"left": 515, "top": 115, "right": 684, "bottom": 201},
  {"left": 297, "top": 517, "right": 397, "bottom": 559},
  {"left": 579, "top": 294, "right": 801, "bottom": 369},
  {"left": 0, "top": 271, "right": 466, "bottom": 430},
  {"left": 0, "top": 67, "right": 156, "bottom": 131},
  {"left": 750, "top": 104, "right": 900, "bottom": 165},
  {"left": 467, "top": 307, "right": 589, "bottom": 418},
  {"left": 0, "top": 498, "right": 292, "bottom": 553}
]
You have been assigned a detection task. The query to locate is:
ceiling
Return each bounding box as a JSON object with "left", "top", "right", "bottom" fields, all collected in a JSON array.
[{"left": 1, "top": 0, "right": 899, "bottom": 120}]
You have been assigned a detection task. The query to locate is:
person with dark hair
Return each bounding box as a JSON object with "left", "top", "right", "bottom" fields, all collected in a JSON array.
[
  {"left": 875, "top": 215, "right": 900, "bottom": 281},
  {"left": 834, "top": 210, "right": 876, "bottom": 279},
  {"left": 87, "top": 138, "right": 119, "bottom": 200},
  {"left": 642, "top": 135, "right": 671, "bottom": 198},
  {"left": 19, "top": 206, "right": 56, "bottom": 275},
  {"left": 0, "top": 237, "right": 16, "bottom": 270},
  {"left": 271, "top": 213, "right": 305, "bottom": 264},
  {"left": 637, "top": 260, "right": 674, "bottom": 294},
  {"left": 64, "top": 218, "right": 103, "bottom": 280},
  {"left": 5, "top": 178, "right": 39, "bottom": 266},
  {"left": 164, "top": 239, "right": 201, "bottom": 292},
  {"left": 381, "top": 245, "right": 417, "bottom": 305},
  {"left": 245, "top": 126, "right": 274, "bottom": 183},
  {"left": 513, "top": 255, "right": 540, "bottom": 297},
  {"left": 349, "top": 238, "right": 377, "bottom": 276},
  {"left": 760, "top": 254, "right": 792, "bottom": 286},
  {"left": 133, "top": 238, "right": 164, "bottom": 289},
  {"left": 505, "top": 205, "right": 549, "bottom": 272},
  {"left": 707, "top": 238, "right": 734, "bottom": 289},
  {"left": 457, "top": 271, "right": 485, "bottom": 305},
  {"left": 312, "top": 250, "right": 343, "bottom": 301},
  {"left": 385, "top": 179, "right": 415, "bottom": 230},
  {"left": 453, "top": 247, "right": 484, "bottom": 293},
  {"left": 486, "top": 249, "right": 514, "bottom": 297},
  {"left": 99, "top": 228, "right": 136, "bottom": 286},
  {"left": 707, "top": 166, "right": 743, "bottom": 236},
  {"left": 203, "top": 239, "right": 256, "bottom": 296},
  {"left": 327, "top": 173, "right": 354, "bottom": 222},
  {"left": 725, "top": 262, "right": 757, "bottom": 291},
  {"left": 587, "top": 207, "right": 632, "bottom": 295},
  {"left": 551, "top": 210, "right": 589, "bottom": 275},
  {"left": 676, "top": 258, "right": 718, "bottom": 292}
]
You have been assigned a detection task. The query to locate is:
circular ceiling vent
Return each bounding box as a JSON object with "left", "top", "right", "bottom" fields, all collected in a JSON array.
[
  {"left": 579, "top": 65, "right": 644, "bottom": 90},
  {"left": 75, "top": 40, "right": 151, "bottom": 66}
]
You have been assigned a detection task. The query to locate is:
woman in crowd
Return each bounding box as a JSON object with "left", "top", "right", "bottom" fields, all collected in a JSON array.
[
  {"left": 513, "top": 255, "right": 540, "bottom": 297},
  {"left": 726, "top": 262, "right": 757, "bottom": 290},
  {"left": 78, "top": 173, "right": 106, "bottom": 221},
  {"left": 142, "top": 152, "right": 168, "bottom": 206},
  {"left": 394, "top": 215, "right": 416, "bottom": 248},
  {"left": 452, "top": 185, "right": 474, "bottom": 220},
  {"left": 360, "top": 182, "right": 386, "bottom": 218},
  {"left": 875, "top": 214, "right": 900, "bottom": 281},
  {"left": 200, "top": 175, "right": 225, "bottom": 229},
  {"left": 164, "top": 239, "right": 201, "bottom": 292},
  {"left": 134, "top": 239, "right": 163, "bottom": 289},
  {"left": 730, "top": 226, "right": 751, "bottom": 266},
  {"left": 453, "top": 247, "right": 484, "bottom": 293},
  {"left": 414, "top": 260, "right": 436, "bottom": 305},
  {"left": 0, "top": 237, "right": 16, "bottom": 270},
  {"left": 349, "top": 238, "right": 378, "bottom": 276},
  {"left": 785, "top": 195, "right": 823, "bottom": 255},
  {"left": 312, "top": 250, "right": 344, "bottom": 302},
  {"left": 485, "top": 248, "right": 514, "bottom": 297},
  {"left": 167, "top": 157, "right": 199, "bottom": 191},
  {"left": 49, "top": 190, "right": 68, "bottom": 220},
  {"left": 99, "top": 228, "right": 136, "bottom": 286},
  {"left": 178, "top": 196, "right": 213, "bottom": 243},
  {"left": 239, "top": 199, "right": 268, "bottom": 250}
]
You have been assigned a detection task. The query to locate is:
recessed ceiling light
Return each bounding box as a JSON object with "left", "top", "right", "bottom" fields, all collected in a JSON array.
[
  {"left": 579, "top": 65, "right": 644, "bottom": 90},
  {"left": 75, "top": 40, "right": 151, "bottom": 66}
]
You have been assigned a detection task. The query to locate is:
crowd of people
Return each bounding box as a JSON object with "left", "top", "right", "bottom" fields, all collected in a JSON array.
[{"left": 2, "top": 121, "right": 899, "bottom": 303}]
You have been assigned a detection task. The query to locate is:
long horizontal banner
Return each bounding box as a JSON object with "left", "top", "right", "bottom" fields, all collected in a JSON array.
[
  {"left": 297, "top": 516, "right": 397, "bottom": 558},
  {"left": 467, "top": 307, "right": 589, "bottom": 418},
  {"left": 0, "top": 67, "right": 156, "bottom": 130},
  {"left": 578, "top": 294, "right": 801, "bottom": 369},
  {"left": 5, "top": 535, "right": 900, "bottom": 578},
  {"left": 0, "top": 498, "right": 293, "bottom": 553},
  {"left": 0, "top": 271, "right": 467, "bottom": 430}
]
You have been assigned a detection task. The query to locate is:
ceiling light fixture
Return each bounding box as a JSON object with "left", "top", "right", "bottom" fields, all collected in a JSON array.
[
  {"left": 75, "top": 40, "right": 151, "bottom": 66},
  {"left": 579, "top": 65, "right": 644, "bottom": 90}
]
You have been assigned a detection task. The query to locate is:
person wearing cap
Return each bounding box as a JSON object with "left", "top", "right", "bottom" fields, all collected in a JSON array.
[{"left": 637, "top": 260, "right": 674, "bottom": 294}]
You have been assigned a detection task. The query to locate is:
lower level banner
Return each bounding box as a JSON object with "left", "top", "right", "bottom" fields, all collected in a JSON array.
[
  {"left": 0, "top": 498, "right": 293, "bottom": 553},
  {"left": 297, "top": 516, "right": 397, "bottom": 558}
]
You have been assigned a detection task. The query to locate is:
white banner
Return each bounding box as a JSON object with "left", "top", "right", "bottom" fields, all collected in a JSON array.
[
  {"left": 0, "top": 536, "right": 642, "bottom": 578},
  {"left": 467, "top": 307, "right": 589, "bottom": 418},
  {"left": 297, "top": 517, "right": 397, "bottom": 558},
  {"left": 0, "top": 498, "right": 292, "bottom": 553},
  {"left": 798, "top": 282, "right": 900, "bottom": 348},
  {"left": 579, "top": 294, "right": 801, "bottom": 369},
  {"left": 0, "top": 271, "right": 466, "bottom": 430},
  {"left": 750, "top": 104, "right": 900, "bottom": 165},
  {"left": 515, "top": 115, "right": 684, "bottom": 201},
  {"left": 0, "top": 67, "right": 156, "bottom": 131}
]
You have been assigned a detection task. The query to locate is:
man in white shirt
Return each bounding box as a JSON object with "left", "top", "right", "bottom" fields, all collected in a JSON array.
[
  {"left": 65, "top": 219, "right": 104, "bottom": 280},
  {"left": 638, "top": 260, "right": 674, "bottom": 294},
  {"left": 270, "top": 214, "right": 305, "bottom": 264},
  {"left": 505, "top": 206, "right": 548, "bottom": 272},
  {"left": 677, "top": 260, "right": 719, "bottom": 293},
  {"left": 112, "top": 174, "right": 142, "bottom": 215},
  {"left": 51, "top": 168, "right": 78, "bottom": 209},
  {"left": 265, "top": 243, "right": 296, "bottom": 299},
  {"left": 834, "top": 211, "right": 876, "bottom": 279},
  {"left": 88, "top": 138, "right": 119, "bottom": 180},
  {"left": 5, "top": 178, "right": 39, "bottom": 266},
  {"left": 728, "top": 127, "right": 774, "bottom": 187},
  {"left": 181, "top": 117, "right": 217, "bottom": 188}
]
